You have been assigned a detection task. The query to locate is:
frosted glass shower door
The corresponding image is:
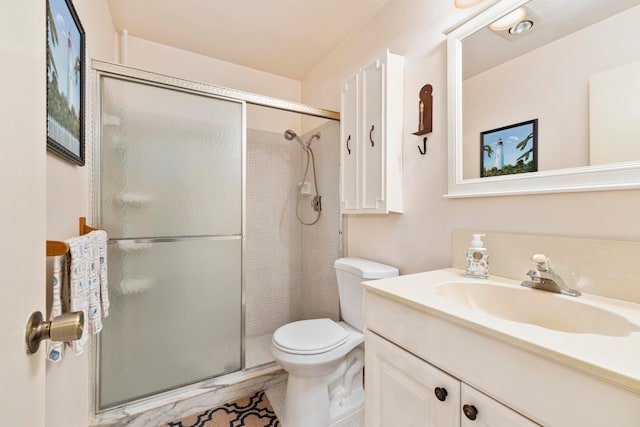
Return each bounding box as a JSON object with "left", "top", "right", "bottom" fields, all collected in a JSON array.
[{"left": 98, "top": 76, "right": 244, "bottom": 408}]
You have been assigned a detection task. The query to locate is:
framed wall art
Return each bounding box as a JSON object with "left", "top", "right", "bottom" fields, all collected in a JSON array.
[
  {"left": 46, "top": 0, "right": 85, "bottom": 166},
  {"left": 481, "top": 119, "right": 538, "bottom": 178}
]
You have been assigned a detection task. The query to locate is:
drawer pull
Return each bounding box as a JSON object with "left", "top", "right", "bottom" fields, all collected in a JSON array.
[
  {"left": 463, "top": 404, "right": 478, "bottom": 421},
  {"left": 434, "top": 387, "right": 448, "bottom": 402}
]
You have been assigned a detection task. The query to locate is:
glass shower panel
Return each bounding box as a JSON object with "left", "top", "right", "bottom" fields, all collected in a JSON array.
[
  {"left": 99, "top": 239, "right": 242, "bottom": 408},
  {"left": 101, "top": 77, "right": 243, "bottom": 238},
  {"left": 99, "top": 75, "right": 244, "bottom": 408}
]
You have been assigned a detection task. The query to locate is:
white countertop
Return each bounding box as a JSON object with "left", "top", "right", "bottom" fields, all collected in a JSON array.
[{"left": 362, "top": 268, "right": 640, "bottom": 395}]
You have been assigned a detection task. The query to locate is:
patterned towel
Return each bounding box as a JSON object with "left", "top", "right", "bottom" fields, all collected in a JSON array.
[
  {"left": 47, "top": 230, "right": 109, "bottom": 362},
  {"left": 47, "top": 254, "right": 66, "bottom": 362}
]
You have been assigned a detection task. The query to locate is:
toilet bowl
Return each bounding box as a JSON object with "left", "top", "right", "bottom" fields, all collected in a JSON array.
[{"left": 271, "top": 258, "right": 398, "bottom": 427}]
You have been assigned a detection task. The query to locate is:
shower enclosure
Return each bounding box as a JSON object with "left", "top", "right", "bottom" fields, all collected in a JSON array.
[{"left": 94, "top": 62, "right": 340, "bottom": 412}]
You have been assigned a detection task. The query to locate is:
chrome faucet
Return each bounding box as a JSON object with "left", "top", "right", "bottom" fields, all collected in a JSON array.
[{"left": 521, "top": 254, "right": 581, "bottom": 297}]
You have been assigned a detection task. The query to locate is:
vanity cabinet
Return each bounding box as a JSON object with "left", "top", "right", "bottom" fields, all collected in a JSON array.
[
  {"left": 339, "top": 50, "right": 403, "bottom": 214},
  {"left": 460, "top": 382, "right": 538, "bottom": 427},
  {"left": 366, "top": 330, "right": 538, "bottom": 426},
  {"left": 366, "top": 329, "right": 460, "bottom": 426},
  {"left": 364, "top": 287, "right": 640, "bottom": 427}
]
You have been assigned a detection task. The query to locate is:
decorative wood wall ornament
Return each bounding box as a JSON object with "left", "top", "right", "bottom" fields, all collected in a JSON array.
[{"left": 412, "top": 84, "right": 433, "bottom": 136}]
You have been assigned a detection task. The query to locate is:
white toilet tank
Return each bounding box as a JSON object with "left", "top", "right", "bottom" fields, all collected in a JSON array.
[{"left": 334, "top": 258, "right": 399, "bottom": 332}]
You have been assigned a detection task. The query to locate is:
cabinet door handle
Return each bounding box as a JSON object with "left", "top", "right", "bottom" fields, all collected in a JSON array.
[
  {"left": 463, "top": 404, "right": 478, "bottom": 421},
  {"left": 369, "top": 124, "right": 375, "bottom": 147},
  {"left": 434, "top": 387, "right": 448, "bottom": 402},
  {"left": 346, "top": 135, "right": 351, "bottom": 155}
]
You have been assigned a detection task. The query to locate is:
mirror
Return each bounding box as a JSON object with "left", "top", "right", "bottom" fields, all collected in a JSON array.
[{"left": 447, "top": 0, "right": 640, "bottom": 197}]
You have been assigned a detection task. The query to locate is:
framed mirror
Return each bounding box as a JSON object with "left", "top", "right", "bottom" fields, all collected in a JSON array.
[{"left": 446, "top": 0, "right": 640, "bottom": 197}]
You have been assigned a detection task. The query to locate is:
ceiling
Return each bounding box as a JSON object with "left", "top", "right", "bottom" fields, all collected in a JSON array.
[
  {"left": 462, "top": 0, "right": 640, "bottom": 78},
  {"left": 106, "top": 0, "right": 391, "bottom": 80}
]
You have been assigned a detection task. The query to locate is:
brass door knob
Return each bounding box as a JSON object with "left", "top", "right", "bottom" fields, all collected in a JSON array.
[{"left": 25, "top": 311, "right": 84, "bottom": 354}]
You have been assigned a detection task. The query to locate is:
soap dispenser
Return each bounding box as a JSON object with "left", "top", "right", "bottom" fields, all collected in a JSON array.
[{"left": 465, "top": 233, "right": 489, "bottom": 279}]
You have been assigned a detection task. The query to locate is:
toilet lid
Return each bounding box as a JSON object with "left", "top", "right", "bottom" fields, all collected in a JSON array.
[{"left": 273, "top": 319, "right": 348, "bottom": 355}]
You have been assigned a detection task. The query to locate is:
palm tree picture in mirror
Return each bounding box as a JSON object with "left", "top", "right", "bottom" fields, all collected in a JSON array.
[{"left": 480, "top": 119, "right": 537, "bottom": 177}]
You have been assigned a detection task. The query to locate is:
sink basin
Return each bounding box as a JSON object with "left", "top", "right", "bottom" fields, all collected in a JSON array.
[{"left": 435, "top": 281, "right": 640, "bottom": 337}]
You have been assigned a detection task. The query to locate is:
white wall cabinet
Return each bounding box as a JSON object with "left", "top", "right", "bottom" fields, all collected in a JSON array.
[
  {"left": 340, "top": 50, "right": 403, "bottom": 214},
  {"left": 365, "top": 331, "right": 539, "bottom": 427}
]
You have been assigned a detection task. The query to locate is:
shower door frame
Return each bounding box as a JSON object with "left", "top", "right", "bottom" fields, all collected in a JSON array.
[
  {"left": 91, "top": 60, "right": 341, "bottom": 416},
  {"left": 93, "top": 66, "right": 248, "bottom": 412}
]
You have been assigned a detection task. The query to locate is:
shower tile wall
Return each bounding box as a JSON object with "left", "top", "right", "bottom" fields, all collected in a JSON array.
[
  {"left": 300, "top": 123, "right": 341, "bottom": 321},
  {"left": 245, "top": 123, "right": 341, "bottom": 367},
  {"left": 246, "top": 129, "right": 303, "bottom": 340}
]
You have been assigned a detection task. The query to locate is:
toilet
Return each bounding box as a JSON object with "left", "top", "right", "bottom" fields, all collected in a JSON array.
[{"left": 271, "top": 257, "right": 399, "bottom": 427}]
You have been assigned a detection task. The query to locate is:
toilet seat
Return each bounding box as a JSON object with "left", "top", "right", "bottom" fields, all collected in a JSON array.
[{"left": 273, "top": 318, "right": 348, "bottom": 355}]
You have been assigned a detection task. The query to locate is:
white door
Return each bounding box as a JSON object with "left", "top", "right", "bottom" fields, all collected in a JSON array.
[
  {"left": 340, "top": 73, "right": 359, "bottom": 211},
  {"left": 361, "top": 58, "right": 384, "bottom": 211},
  {"left": 0, "top": 2, "right": 47, "bottom": 425},
  {"left": 365, "top": 331, "right": 461, "bottom": 427}
]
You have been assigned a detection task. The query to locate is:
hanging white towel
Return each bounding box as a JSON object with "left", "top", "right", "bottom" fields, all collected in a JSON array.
[
  {"left": 47, "top": 230, "right": 109, "bottom": 362},
  {"left": 47, "top": 254, "right": 66, "bottom": 362}
]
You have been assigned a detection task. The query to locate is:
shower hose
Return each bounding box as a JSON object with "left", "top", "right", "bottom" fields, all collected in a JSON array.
[{"left": 296, "top": 147, "right": 321, "bottom": 226}]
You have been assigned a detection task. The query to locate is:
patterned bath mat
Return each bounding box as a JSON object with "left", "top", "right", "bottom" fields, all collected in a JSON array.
[{"left": 162, "top": 391, "right": 281, "bottom": 427}]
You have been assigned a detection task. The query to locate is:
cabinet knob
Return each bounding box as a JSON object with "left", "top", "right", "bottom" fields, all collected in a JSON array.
[
  {"left": 463, "top": 404, "right": 478, "bottom": 421},
  {"left": 434, "top": 387, "right": 448, "bottom": 402},
  {"left": 346, "top": 135, "right": 351, "bottom": 154}
]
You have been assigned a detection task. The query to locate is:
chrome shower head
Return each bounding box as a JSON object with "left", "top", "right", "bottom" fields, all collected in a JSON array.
[{"left": 283, "top": 129, "right": 309, "bottom": 151}]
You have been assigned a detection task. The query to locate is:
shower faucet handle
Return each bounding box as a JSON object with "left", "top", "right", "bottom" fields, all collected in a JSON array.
[{"left": 312, "top": 196, "right": 322, "bottom": 212}]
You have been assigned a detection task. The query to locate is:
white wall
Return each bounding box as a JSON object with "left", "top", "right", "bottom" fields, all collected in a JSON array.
[
  {"left": 123, "top": 36, "right": 300, "bottom": 101},
  {"left": 590, "top": 59, "right": 640, "bottom": 165},
  {"left": 302, "top": 0, "right": 640, "bottom": 275},
  {"left": 123, "top": 36, "right": 303, "bottom": 133}
]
